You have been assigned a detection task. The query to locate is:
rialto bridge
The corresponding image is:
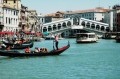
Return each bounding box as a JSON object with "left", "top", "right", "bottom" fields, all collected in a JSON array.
[{"left": 42, "top": 17, "right": 109, "bottom": 36}]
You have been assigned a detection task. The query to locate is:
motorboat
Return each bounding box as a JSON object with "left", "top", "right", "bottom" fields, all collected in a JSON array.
[{"left": 76, "top": 33, "right": 98, "bottom": 43}]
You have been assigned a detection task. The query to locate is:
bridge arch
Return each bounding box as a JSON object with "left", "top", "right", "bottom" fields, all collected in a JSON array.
[
  {"left": 67, "top": 21, "right": 72, "bottom": 27},
  {"left": 58, "top": 24, "right": 62, "bottom": 30},
  {"left": 96, "top": 25, "right": 100, "bottom": 30},
  {"left": 101, "top": 26, "right": 105, "bottom": 31},
  {"left": 62, "top": 22, "right": 67, "bottom": 28},
  {"left": 86, "top": 22, "right": 90, "bottom": 28},
  {"left": 73, "top": 17, "right": 79, "bottom": 25},
  {"left": 43, "top": 27, "right": 47, "bottom": 32},
  {"left": 48, "top": 26, "right": 52, "bottom": 31},
  {"left": 91, "top": 23, "right": 95, "bottom": 29},
  {"left": 53, "top": 25, "right": 57, "bottom": 30},
  {"left": 106, "top": 27, "right": 110, "bottom": 32},
  {"left": 81, "top": 21, "right": 85, "bottom": 27}
]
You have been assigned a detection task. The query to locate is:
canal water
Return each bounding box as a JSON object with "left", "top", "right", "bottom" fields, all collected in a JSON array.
[{"left": 0, "top": 39, "right": 120, "bottom": 79}]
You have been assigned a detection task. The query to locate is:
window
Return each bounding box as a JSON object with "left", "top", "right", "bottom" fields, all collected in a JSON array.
[
  {"left": 5, "top": 0, "right": 7, "bottom": 3},
  {"left": 16, "top": 11, "right": 18, "bottom": 16},
  {"left": 9, "top": 18, "right": 11, "bottom": 24},
  {"left": 16, "top": 19, "right": 17, "bottom": 24},
  {"left": 14, "top": 0, "right": 16, "bottom": 3},
  {"left": 6, "top": 17, "right": 7, "bottom": 24},
  {"left": 14, "top": 11, "right": 16, "bottom": 15}
]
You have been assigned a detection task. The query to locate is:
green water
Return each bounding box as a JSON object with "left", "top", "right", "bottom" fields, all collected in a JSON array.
[{"left": 0, "top": 39, "right": 120, "bottom": 79}]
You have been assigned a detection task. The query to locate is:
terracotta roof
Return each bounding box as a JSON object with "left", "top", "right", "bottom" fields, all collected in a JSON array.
[
  {"left": 45, "top": 11, "right": 65, "bottom": 17},
  {"left": 65, "top": 8, "right": 110, "bottom": 14}
]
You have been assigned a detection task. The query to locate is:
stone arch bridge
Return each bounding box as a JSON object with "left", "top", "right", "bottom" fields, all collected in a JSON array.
[{"left": 42, "top": 17, "right": 109, "bottom": 35}]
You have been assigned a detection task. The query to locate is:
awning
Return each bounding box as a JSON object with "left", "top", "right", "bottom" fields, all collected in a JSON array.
[
  {"left": 43, "top": 32, "right": 49, "bottom": 35},
  {"left": 0, "top": 32, "right": 14, "bottom": 35},
  {"left": 35, "top": 32, "right": 43, "bottom": 36},
  {"left": 24, "top": 31, "right": 35, "bottom": 35}
]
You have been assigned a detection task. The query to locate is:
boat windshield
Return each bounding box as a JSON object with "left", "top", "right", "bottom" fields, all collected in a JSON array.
[
  {"left": 76, "top": 34, "right": 88, "bottom": 39},
  {"left": 89, "top": 35, "right": 95, "bottom": 38}
]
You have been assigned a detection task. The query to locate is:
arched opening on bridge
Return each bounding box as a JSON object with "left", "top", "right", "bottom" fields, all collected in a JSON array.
[
  {"left": 62, "top": 22, "right": 67, "bottom": 28},
  {"left": 91, "top": 24, "right": 95, "bottom": 29},
  {"left": 58, "top": 24, "right": 61, "bottom": 29},
  {"left": 73, "top": 17, "right": 79, "bottom": 25},
  {"left": 96, "top": 25, "right": 100, "bottom": 30},
  {"left": 106, "top": 27, "right": 110, "bottom": 32},
  {"left": 48, "top": 26, "right": 52, "bottom": 31},
  {"left": 67, "top": 21, "right": 71, "bottom": 27},
  {"left": 81, "top": 21, "right": 85, "bottom": 27},
  {"left": 53, "top": 25, "right": 57, "bottom": 30},
  {"left": 43, "top": 27, "right": 47, "bottom": 32},
  {"left": 86, "top": 22, "right": 90, "bottom": 28},
  {"left": 101, "top": 26, "right": 105, "bottom": 31}
]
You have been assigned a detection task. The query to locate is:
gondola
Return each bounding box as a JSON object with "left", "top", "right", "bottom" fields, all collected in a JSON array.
[
  {"left": 115, "top": 37, "right": 120, "bottom": 43},
  {"left": 115, "top": 32, "right": 120, "bottom": 43},
  {"left": 0, "top": 42, "right": 70, "bottom": 57},
  {"left": 10, "top": 42, "right": 34, "bottom": 49},
  {"left": 1, "top": 42, "right": 34, "bottom": 50},
  {"left": 2, "top": 41, "right": 32, "bottom": 46}
]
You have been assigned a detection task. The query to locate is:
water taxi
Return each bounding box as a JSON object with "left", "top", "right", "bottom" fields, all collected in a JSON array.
[{"left": 76, "top": 33, "right": 98, "bottom": 43}]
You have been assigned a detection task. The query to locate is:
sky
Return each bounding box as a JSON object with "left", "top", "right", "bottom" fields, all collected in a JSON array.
[{"left": 21, "top": 0, "right": 120, "bottom": 15}]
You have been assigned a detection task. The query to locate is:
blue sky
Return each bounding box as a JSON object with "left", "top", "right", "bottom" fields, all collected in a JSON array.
[{"left": 21, "top": 0, "right": 120, "bottom": 14}]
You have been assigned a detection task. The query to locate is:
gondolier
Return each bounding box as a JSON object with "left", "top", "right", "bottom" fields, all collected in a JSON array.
[{"left": 55, "top": 35, "right": 59, "bottom": 50}]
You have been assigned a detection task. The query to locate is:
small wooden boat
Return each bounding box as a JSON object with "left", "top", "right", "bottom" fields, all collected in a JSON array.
[
  {"left": 0, "top": 42, "right": 70, "bottom": 57},
  {"left": 102, "top": 32, "right": 117, "bottom": 39}
]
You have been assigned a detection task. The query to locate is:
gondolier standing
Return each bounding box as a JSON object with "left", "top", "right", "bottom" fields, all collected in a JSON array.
[{"left": 55, "top": 35, "right": 59, "bottom": 50}]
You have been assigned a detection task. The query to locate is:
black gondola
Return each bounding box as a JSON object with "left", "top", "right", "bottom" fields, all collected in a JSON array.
[
  {"left": 1, "top": 42, "right": 34, "bottom": 50},
  {"left": 3, "top": 41, "right": 32, "bottom": 46},
  {"left": 0, "top": 42, "right": 70, "bottom": 57},
  {"left": 115, "top": 32, "right": 120, "bottom": 43},
  {"left": 10, "top": 42, "right": 34, "bottom": 49}
]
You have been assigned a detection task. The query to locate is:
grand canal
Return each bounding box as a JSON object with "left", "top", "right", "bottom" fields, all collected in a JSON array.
[{"left": 0, "top": 38, "right": 120, "bottom": 79}]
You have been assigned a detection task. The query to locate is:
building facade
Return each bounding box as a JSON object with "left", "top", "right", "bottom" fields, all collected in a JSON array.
[
  {"left": 39, "top": 11, "right": 64, "bottom": 24},
  {"left": 0, "top": 0, "right": 4, "bottom": 31},
  {"left": 104, "top": 10, "right": 117, "bottom": 31},
  {"left": 64, "top": 7, "right": 109, "bottom": 23},
  {"left": 0, "top": 0, "right": 21, "bottom": 32},
  {"left": 117, "top": 10, "right": 120, "bottom": 31},
  {"left": 3, "top": 0, "right": 21, "bottom": 9},
  {"left": 27, "top": 10, "right": 38, "bottom": 32},
  {"left": 19, "top": 4, "right": 28, "bottom": 31},
  {"left": 104, "top": 5, "right": 120, "bottom": 32},
  {"left": 3, "top": 6, "right": 19, "bottom": 32}
]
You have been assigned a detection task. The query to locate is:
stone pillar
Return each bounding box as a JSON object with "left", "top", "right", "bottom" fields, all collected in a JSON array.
[{"left": 110, "top": 11, "right": 113, "bottom": 31}]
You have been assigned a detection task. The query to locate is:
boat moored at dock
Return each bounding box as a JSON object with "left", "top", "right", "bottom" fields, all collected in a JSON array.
[{"left": 115, "top": 32, "right": 120, "bottom": 43}]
